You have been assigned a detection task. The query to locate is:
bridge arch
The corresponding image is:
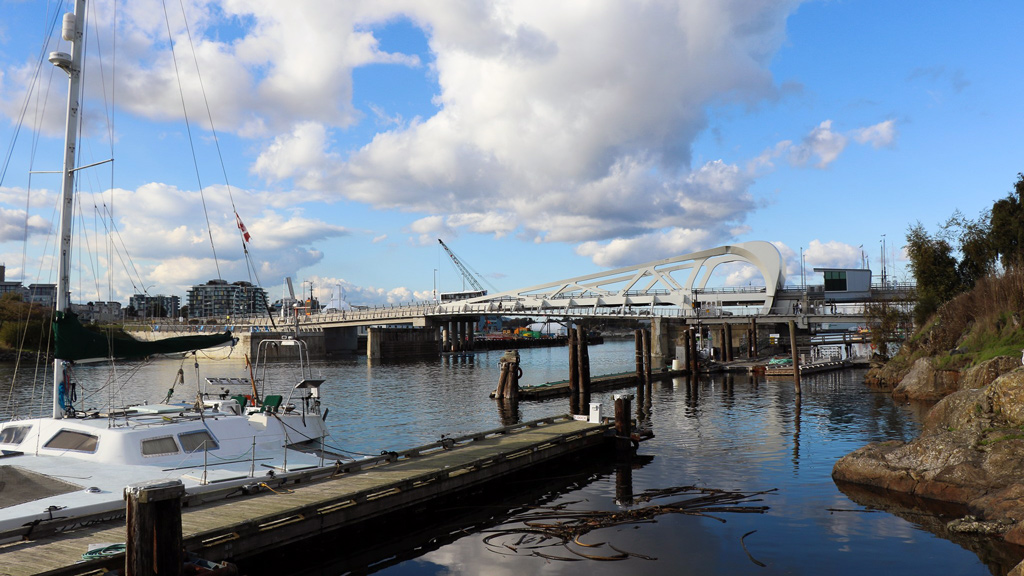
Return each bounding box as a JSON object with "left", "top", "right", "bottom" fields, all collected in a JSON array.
[{"left": 459, "top": 240, "right": 786, "bottom": 316}]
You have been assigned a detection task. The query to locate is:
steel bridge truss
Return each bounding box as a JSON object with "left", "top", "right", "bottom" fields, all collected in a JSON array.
[{"left": 443, "top": 241, "right": 786, "bottom": 316}]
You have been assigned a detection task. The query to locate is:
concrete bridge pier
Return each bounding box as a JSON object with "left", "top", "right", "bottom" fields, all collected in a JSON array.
[
  {"left": 367, "top": 326, "right": 441, "bottom": 360},
  {"left": 323, "top": 326, "right": 359, "bottom": 354},
  {"left": 650, "top": 317, "right": 678, "bottom": 370}
]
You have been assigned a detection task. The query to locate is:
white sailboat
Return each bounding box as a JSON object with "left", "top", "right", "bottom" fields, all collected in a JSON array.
[{"left": 0, "top": 0, "right": 341, "bottom": 537}]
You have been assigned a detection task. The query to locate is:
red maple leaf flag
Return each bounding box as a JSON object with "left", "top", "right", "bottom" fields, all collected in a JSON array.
[{"left": 235, "top": 212, "right": 251, "bottom": 243}]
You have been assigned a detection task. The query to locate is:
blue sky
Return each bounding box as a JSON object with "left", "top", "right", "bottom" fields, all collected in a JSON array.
[{"left": 0, "top": 0, "right": 1020, "bottom": 307}]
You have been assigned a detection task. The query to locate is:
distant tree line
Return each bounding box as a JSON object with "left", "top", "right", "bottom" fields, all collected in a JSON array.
[
  {"left": 906, "top": 173, "right": 1024, "bottom": 324},
  {"left": 0, "top": 292, "right": 52, "bottom": 351}
]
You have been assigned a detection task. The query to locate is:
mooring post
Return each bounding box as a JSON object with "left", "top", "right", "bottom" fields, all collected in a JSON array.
[
  {"left": 750, "top": 317, "right": 758, "bottom": 357},
  {"left": 505, "top": 352, "right": 520, "bottom": 402},
  {"left": 688, "top": 325, "right": 699, "bottom": 374},
  {"left": 568, "top": 327, "right": 580, "bottom": 415},
  {"left": 634, "top": 330, "right": 644, "bottom": 408},
  {"left": 642, "top": 328, "right": 652, "bottom": 392},
  {"left": 724, "top": 323, "right": 733, "bottom": 362},
  {"left": 577, "top": 326, "right": 591, "bottom": 409},
  {"left": 496, "top": 360, "right": 509, "bottom": 398},
  {"left": 125, "top": 479, "right": 184, "bottom": 576},
  {"left": 789, "top": 320, "right": 801, "bottom": 395},
  {"left": 614, "top": 393, "right": 633, "bottom": 460}
]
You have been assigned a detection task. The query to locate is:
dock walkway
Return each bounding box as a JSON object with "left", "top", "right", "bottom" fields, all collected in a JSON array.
[
  {"left": 509, "top": 370, "right": 687, "bottom": 400},
  {"left": 0, "top": 417, "right": 610, "bottom": 576}
]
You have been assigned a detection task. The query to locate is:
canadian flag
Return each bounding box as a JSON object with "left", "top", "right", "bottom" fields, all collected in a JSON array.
[{"left": 235, "top": 212, "right": 251, "bottom": 243}]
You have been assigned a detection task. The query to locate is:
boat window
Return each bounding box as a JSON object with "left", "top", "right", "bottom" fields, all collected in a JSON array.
[
  {"left": 44, "top": 430, "right": 99, "bottom": 452},
  {"left": 0, "top": 425, "right": 30, "bottom": 444},
  {"left": 141, "top": 436, "right": 180, "bottom": 456},
  {"left": 179, "top": 430, "right": 218, "bottom": 453}
]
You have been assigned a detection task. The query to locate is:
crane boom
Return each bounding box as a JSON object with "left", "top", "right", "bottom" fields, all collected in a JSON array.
[{"left": 438, "top": 239, "right": 486, "bottom": 292}]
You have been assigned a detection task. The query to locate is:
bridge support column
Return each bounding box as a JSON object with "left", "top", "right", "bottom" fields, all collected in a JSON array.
[{"left": 680, "top": 329, "right": 689, "bottom": 370}]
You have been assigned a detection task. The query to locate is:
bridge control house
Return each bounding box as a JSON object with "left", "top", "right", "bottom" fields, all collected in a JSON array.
[{"left": 810, "top": 268, "right": 872, "bottom": 301}]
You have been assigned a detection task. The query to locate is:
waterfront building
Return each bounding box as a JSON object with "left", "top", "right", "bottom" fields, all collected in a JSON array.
[
  {"left": 186, "top": 279, "right": 268, "bottom": 319},
  {"left": 129, "top": 293, "right": 181, "bottom": 318},
  {"left": 27, "top": 283, "right": 57, "bottom": 309},
  {"left": 69, "top": 301, "right": 123, "bottom": 323},
  {"left": 0, "top": 265, "right": 27, "bottom": 300}
]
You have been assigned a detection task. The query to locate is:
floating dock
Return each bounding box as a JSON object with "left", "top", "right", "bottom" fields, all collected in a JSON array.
[
  {"left": 509, "top": 370, "right": 686, "bottom": 400},
  {"left": 764, "top": 359, "right": 851, "bottom": 376},
  {"left": 0, "top": 416, "right": 612, "bottom": 576}
]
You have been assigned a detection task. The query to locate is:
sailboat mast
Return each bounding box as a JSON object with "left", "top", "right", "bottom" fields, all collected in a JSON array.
[{"left": 50, "top": 0, "right": 87, "bottom": 419}]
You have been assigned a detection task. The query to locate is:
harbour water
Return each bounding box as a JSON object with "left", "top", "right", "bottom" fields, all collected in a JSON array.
[{"left": 2, "top": 339, "right": 1020, "bottom": 574}]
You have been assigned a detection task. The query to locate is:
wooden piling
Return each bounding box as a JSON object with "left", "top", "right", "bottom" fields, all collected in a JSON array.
[
  {"left": 496, "top": 361, "right": 509, "bottom": 398},
  {"left": 577, "top": 326, "right": 591, "bottom": 409},
  {"left": 642, "top": 328, "right": 652, "bottom": 391},
  {"left": 568, "top": 328, "right": 580, "bottom": 415},
  {"left": 750, "top": 318, "right": 758, "bottom": 358},
  {"left": 724, "top": 323, "right": 733, "bottom": 362},
  {"left": 505, "top": 361, "right": 520, "bottom": 402},
  {"left": 688, "top": 326, "right": 699, "bottom": 373},
  {"left": 634, "top": 330, "right": 645, "bottom": 409},
  {"left": 125, "top": 479, "right": 184, "bottom": 576},
  {"left": 789, "top": 320, "right": 801, "bottom": 395},
  {"left": 614, "top": 393, "right": 633, "bottom": 459}
]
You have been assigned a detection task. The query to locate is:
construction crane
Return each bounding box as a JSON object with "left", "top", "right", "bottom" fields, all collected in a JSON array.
[{"left": 438, "top": 238, "right": 488, "bottom": 294}]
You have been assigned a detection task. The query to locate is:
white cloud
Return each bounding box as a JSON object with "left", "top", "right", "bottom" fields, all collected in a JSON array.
[
  {"left": 852, "top": 119, "right": 897, "bottom": 148},
  {"left": 789, "top": 120, "right": 848, "bottom": 168},
  {"left": 0, "top": 207, "right": 49, "bottom": 242}
]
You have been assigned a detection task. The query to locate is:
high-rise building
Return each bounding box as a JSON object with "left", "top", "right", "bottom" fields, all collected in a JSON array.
[
  {"left": 186, "top": 280, "right": 268, "bottom": 318},
  {"left": 129, "top": 294, "right": 181, "bottom": 318}
]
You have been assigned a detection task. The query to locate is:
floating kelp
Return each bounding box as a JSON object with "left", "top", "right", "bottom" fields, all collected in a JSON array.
[{"left": 481, "top": 485, "right": 773, "bottom": 563}]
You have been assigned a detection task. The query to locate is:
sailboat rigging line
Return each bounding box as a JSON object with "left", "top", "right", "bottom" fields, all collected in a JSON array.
[
  {"left": 0, "top": 7, "right": 62, "bottom": 188},
  {"left": 160, "top": 0, "right": 221, "bottom": 280}
]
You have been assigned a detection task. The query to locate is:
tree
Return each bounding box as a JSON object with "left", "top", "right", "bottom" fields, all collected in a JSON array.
[
  {"left": 942, "top": 209, "right": 995, "bottom": 289},
  {"left": 906, "top": 222, "right": 962, "bottom": 325},
  {"left": 989, "top": 173, "right": 1024, "bottom": 269}
]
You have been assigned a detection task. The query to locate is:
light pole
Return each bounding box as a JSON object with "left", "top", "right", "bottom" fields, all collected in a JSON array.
[
  {"left": 880, "top": 234, "right": 887, "bottom": 287},
  {"left": 433, "top": 269, "right": 438, "bottom": 303}
]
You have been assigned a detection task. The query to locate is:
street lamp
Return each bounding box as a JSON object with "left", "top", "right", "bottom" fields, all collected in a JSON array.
[{"left": 433, "top": 269, "right": 438, "bottom": 303}]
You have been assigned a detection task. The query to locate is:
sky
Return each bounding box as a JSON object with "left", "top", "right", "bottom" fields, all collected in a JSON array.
[{"left": 0, "top": 0, "right": 1021, "bottom": 308}]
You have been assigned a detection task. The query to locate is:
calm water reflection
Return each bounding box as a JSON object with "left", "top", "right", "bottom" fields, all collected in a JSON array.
[{"left": 1, "top": 339, "right": 1017, "bottom": 574}]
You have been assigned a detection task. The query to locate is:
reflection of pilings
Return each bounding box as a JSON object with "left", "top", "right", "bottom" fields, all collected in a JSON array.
[
  {"left": 496, "top": 397, "right": 519, "bottom": 427},
  {"left": 615, "top": 463, "right": 634, "bottom": 506},
  {"left": 568, "top": 328, "right": 580, "bottom": 415},
  {"left": 793, "top": 394, "right": 801, "bottom": 470},
  {"left": 685, "top": 375, "right": 699, "bottom": 411}
]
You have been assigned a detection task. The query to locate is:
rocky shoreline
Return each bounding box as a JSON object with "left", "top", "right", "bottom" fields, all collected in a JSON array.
[{"left": 834, "top": 356, "right": 1024, "bottom": 570}]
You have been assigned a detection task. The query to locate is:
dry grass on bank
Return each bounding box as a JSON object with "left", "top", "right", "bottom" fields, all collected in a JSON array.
[{"left": 898, "top": 267, "right": 1024, "bottom": 372}]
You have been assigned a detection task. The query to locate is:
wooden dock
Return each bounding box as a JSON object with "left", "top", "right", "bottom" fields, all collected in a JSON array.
[
  {"left": 0, "top": 416, "right": 611, "bottom": 576},
  {"left": 764, "top": 359, "right": 850, "bottom": 377},
  {"left": 507, "top": 370, "right": 686, "bottom": 400}
]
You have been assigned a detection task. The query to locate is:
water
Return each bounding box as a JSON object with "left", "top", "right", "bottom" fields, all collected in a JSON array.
[{"left": 2, "top": 340, "right": 1019, "bottom": 574}]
